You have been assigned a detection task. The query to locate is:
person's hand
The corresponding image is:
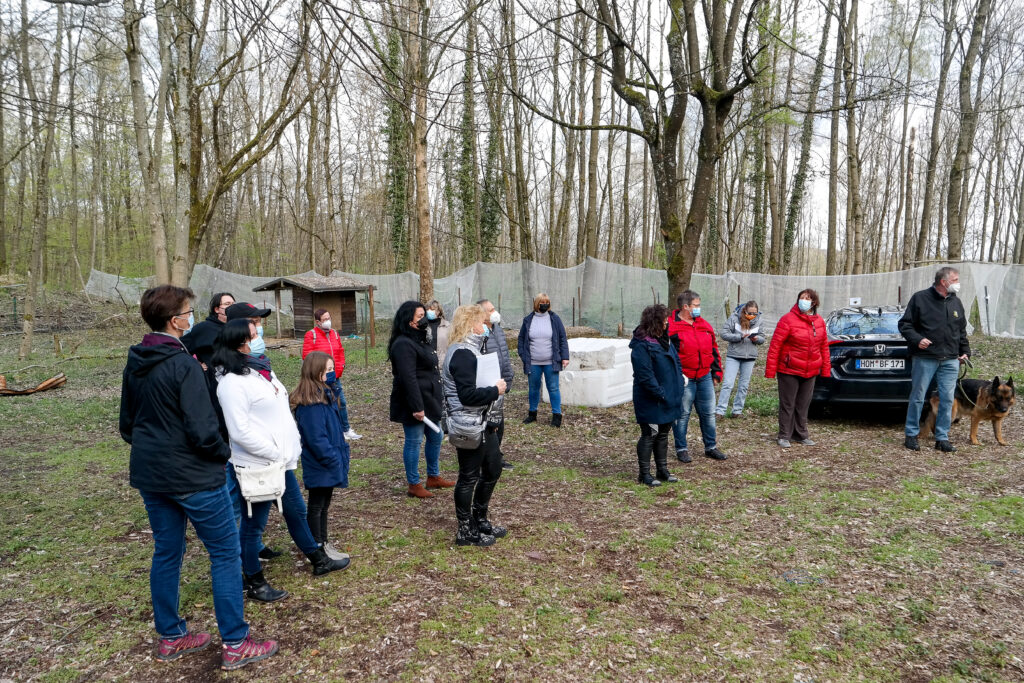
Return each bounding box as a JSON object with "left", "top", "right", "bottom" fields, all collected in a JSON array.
[
  {"left": 918, "top": 338, "right": 932, "bottom": 349},
  {"left": 200, "top": 362, "right": 208, "bottom": 371},
  {"left": 413, "top": 411, "right": 425, "bottom": 421},
  {"left": 561, "top": 359, "right": 570, "bottom": 369},
  {"left": 741, "top": 330, "right": 750, "bottom": 338},
  {"left": 958, "top": 354, "right": 969, "bottom": 362},
  {"left": 495, "top": 379, "right": 507, "bottom": 395}
]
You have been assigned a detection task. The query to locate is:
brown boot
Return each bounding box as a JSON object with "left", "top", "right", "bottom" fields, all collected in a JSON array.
[
  {"left": 425, "top": 475, "right": 455, "bottom": 489},
  {"left": 407, "top": 483, "right": 433, "bottom": 498}
]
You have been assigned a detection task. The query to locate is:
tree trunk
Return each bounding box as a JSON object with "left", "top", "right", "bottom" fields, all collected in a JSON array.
[
  {"left": 944, "top": 0, "right": 992, "bottom": 260},
  {"left": 843, "top": 0, "right": 863, "bottom": 274},
  {"left": 20, "top": 4, "right": 63, "bottom": 360},
  {"left": 901, "top": 128, "right": 917, "bottom": 269},
  {"left": 413, "top": 0, "right": 434, "bottom": 301},
  {"left": 826, "top": 0, "right": 846, "bottom": 274},
  {"left": 583, "top": 24, "right": 604, "bottom": 259}
]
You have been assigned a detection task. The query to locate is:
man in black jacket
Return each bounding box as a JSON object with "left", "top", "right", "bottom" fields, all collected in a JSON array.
[
  {"left": 899, "top": 267, "right": 971, "bottom": 453},
  {"left": 182, "top": 292, "right": 235, "bottom": 368}
]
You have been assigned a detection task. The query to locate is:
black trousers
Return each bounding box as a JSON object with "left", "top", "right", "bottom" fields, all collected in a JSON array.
[
  {"left": 306, "top": 487, "right": 334, "bottom": 545},
  {"left": 777, "top": 373, "right": 817, "bottom": 441},
  {"left": 454, "top": 427, "right": 503, "bottom": 522}
]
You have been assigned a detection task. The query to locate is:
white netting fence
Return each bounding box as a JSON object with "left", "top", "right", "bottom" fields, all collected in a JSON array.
[{"left": 84, "top": 259, "right": 1024, "bottom": 338}]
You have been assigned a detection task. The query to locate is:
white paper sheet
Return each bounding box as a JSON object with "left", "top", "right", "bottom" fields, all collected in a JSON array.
[{"left": 475, "top": 353, "right": 501, "bottom": 388}]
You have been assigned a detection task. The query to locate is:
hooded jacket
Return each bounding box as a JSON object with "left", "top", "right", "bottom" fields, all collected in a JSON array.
[
  {"left": 765, "top": 304, "right": 831, "bottom": 379},
  {"left": 294, "top": 398, "right": 350, "bottom": 489},
  {"left": 217, "top": 368, "right": 302, "bottom": 470},
  {"left": 302, "top": 325, "right": 347, "bottom": 376},
  {"left": 668, "top": 310, "right": 723, "bottom": 380},
  {"left": 898, "top": 286, "right": 970, "bottom": 360},
  {"left": 718, "top": 305, "right": 765, "bottom": 361},
  {"left": 629, "top": 329, "right": 684, "bottom": 425},
  {"left": 181, "top": 314, "right": 225, "bottom": 367},
  {"left": 120, "top": 334, "right": 230, "bottom": 494}
]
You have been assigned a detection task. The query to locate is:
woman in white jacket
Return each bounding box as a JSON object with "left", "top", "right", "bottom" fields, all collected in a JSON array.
[{"left": 214, "top": 320, "right": 348, "bottom": 602}]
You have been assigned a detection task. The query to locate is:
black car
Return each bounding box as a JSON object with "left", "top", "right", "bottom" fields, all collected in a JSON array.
[{"left": 811, "top": 305, "right": 918, "bottom": 408}]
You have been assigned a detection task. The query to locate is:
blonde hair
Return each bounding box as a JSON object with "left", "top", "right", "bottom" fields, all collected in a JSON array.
[
  {"left": 532, "top": 293, "right": 551, "bottom": 313},
  {"left": 449, "top": 304, "right": 486, "bottom": 344}
]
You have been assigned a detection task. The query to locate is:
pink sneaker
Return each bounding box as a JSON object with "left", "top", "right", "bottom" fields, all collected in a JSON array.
[
  {"left": 221, "top": 635, "right": 279, "bottom": 671},
  {"left": 156, "top": 632, "right": 212, "bottom": 661}
]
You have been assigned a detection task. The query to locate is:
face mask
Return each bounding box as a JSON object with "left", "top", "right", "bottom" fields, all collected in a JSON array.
[
  {"left": 745, "top": 313, "right": 757, "bottom": 320},
  {"left": 248, "top": 335, "right": 266, "bottom": 357},
  {"left": 320, "top": 319, "right": 332, "bottom": 330},
  {"left": 256, "top": 325, "right": 264, "bottom": 338},
  {"left": 947, "top": 282, "right": 961, "bottom": 295},
  {"left": 482, "top": 325, "right": 490, "bottom": 338},
  {"left": 798, "top": 299, "right": 812, "bottom": 313},
  {"left": 490, "top": 311, "right": 501, "bottom": 325},
  {"left": 538, "top": 304, "right": 550, "bottom": 313},
  {"left": 425, "top": 310, "right": 437, "bottom": 321},
  {"left": 173, "top": 312, "right": 194, "bottom": 333},
  {"left": 416, "top": 318, "right": 429, "bottom": 330},
  {"left": 691, "top": 307, "right": 701, "bottom": 318},
  {"left": 325, "top": 371, "right": 336, "bottom": 384}
]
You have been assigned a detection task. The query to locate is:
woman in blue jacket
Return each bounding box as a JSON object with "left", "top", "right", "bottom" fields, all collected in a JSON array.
[
  {"left": 517, "top": 293, "right": 570, "bottom": 427},
  {"left": 291, "top": 351, "right": 351, "bottom": 564},
  {"left": 629, "top": 304, "right": 684, "bottom": 486}
]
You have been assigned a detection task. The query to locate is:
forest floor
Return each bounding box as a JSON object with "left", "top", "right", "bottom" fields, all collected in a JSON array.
[{"left": 1, "top": 320, "right": 1023, "bottom": 682}]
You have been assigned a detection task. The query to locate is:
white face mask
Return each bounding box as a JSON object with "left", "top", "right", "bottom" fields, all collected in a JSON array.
[
  {"left": 320, "top": 319, "right": 332, "bottom": 330},
  {"left": 946, "top": 281, "right": 961, "bottom": 295},
  {"left": 490, "top": 311, "right": 501, "bottom": 325}
]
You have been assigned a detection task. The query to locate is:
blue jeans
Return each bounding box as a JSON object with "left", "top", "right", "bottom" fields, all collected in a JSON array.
[
  {"left": 139, "top": 484, "right": 248, "bottom": 644},
  {"left": 240, "top": 469, "right": 319, "bottom": 575},
  {"left": 716, "top": 357, "right": 755, "bottom": 416},
  {"left": 905, "top": 357, "right": 959, "bottom": 441},
  {"left": 528, "top": 364, "right": 561, "bottom": 414},
  {"left": 673, "top": 373, "right": 718, "bottom": 451},
  {"left": 402, "top": 421, "right": 443, "bottom": 485},
  {"left": 335, "top": 382, "right": 352, "bottom": 432}
]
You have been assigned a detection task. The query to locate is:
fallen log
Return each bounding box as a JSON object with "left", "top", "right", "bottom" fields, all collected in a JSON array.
[{"left": 0, "top": 373, "right": 67, "bottom": 396}]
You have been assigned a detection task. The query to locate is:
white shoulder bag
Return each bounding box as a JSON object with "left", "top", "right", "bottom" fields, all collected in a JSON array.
[{"left": 232, "top": 462, "right": 286, "bottom": 517}]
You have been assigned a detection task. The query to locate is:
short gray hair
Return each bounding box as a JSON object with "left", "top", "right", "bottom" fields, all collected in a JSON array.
[{"left": 934, "top": 267, "right": 959, "bottom": 286}]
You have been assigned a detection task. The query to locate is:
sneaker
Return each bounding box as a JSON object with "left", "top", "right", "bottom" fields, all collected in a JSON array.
[
  {"left": 221, "top": 635, "right": 279, "bottom": 671},
  {"left": 258, "top": 546, "right": 282, "bottom": 560},
  {"left": 904, "top": 436, "right": 920, "bottom": 451},
  {"left": 501, "top": 460, "right": 514, "bottom": 470},
  {"left": 935, "top": 440, "right": 957, "bottom": 453},
  {"left": 795, "top": 438, "right": 816, "bottom": 446},
  {"left": 704, "top": 447, "right": 728, "bottom": 461},
  {"left": 344, "top": 429, "right": 362, "bottom": 441},
  {"left": 676, "top": 449, "right": 692, "bottom": 463},
  {"left": 729, "top": 412, "right": 743, "bottom": 418},
  {"left": 324, "top": 542, "right": 349, "bottom": 561},
  {"left": 157, "top": 632, "right": 211, "bottom": 662},
  {"left": 777, "top": 439, "right": 792, "bottom": 448}
]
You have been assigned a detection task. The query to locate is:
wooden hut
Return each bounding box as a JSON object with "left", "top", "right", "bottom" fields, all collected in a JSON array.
[{"left": 254, "top": 273, "right": 371, "bottom": 338}]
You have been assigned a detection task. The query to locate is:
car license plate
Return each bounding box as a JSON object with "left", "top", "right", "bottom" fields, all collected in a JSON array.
[{"left": 856, "top": 358, "right": 904, "bottom": 370}]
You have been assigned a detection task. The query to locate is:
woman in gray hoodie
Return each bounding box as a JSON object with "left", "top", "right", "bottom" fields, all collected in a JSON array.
[{"left": 715, "top": 300, "right": 765, "bottom": 417}]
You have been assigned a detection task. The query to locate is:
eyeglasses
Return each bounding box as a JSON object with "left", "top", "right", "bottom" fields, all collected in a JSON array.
[{"left": 173, "top": 309, "right": 194, "bottom": 318}]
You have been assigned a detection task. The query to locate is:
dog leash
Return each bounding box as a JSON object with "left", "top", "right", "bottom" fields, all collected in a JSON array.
[{"left": 957, "top": 357, "right": 977, "bottom": 408}]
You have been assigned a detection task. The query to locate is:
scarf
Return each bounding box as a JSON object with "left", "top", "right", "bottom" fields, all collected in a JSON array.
[{"left": 245, "top": 353, "right": 273, "bottom": 382}]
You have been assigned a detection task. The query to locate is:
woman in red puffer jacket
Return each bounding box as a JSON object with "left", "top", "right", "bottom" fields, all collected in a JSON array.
[{"left": 765, "top": 289, "right": 830, "bottom": 449}]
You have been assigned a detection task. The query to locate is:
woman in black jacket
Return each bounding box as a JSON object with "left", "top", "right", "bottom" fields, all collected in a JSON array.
[
  {"left": 120, "top": 285, "right": 276, "bottom": 671},
  {"left": 442, "top": 305, "right": 508, "bottom": 546},
  {"left": 389, "top": 300, "right": 455, "bottom": 498}
]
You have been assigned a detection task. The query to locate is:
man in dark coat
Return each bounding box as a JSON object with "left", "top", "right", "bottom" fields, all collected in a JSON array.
[
  {"left": 478, "top": 299, "right": 516, "bottom": 469},
  {"left": 182, "top": 292, "right": 235, "bottom": 368},
  {"left": 899, "top": 266, "right": 971, "bottom": 453}
]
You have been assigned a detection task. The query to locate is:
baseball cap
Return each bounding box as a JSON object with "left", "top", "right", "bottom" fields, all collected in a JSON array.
[{"left": 226, "top": 302, "right": 272, "bottom": 320}]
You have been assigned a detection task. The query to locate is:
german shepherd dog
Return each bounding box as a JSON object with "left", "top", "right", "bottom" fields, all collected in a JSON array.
[{"left": 922, "top": 376, "right": 1016, "bottom": 446}]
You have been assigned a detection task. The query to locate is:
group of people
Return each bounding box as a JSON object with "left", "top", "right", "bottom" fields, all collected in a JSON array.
[
  {"left": 121, "top": 287, "right": 356, "bottom": 671},
  {"left": 120, "top": 268, "right": 970, "bottom": 672}
]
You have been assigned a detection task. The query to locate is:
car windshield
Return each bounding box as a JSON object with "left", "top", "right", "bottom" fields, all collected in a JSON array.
[{"left": 828, "top": 310, "right": 903, "bottom": 337}]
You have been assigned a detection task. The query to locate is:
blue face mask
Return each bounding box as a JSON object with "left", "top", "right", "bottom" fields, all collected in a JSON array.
[
  {"left": 798, "top": 299, "right": 812, "bottom": 313},
  {"left": 425, "top": 310, "right": 437, "bottom": 321},
  {"left": 691, "top": 307, "right": 701, "bottom": 318},
  {"left": 482, "top": 325, "right": 490, "bottom": 338},
  {"left": 247, "top": 335, "right": 266, "bottom": 357},
  {"left": 325, "top": 371, "right": 337, "bottom": 384},
  {"left": 255, "top": 325, "right": 264, "bottom": 338}
]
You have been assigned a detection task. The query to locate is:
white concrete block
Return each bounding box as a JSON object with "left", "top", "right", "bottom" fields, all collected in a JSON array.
[{"left": 541, "top": 338, "right": 634, "bottom": 408}]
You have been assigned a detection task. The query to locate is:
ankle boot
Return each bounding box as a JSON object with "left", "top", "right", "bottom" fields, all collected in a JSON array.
[
  {"left": 523, "top": 411, "right": 537, "bottom": 424},
  {"left": 306, "top": 546, "right": 350, "bottom": 575},
  {"left": 455, "top": 518, "right": 496, "bottom": 547},
  {"left": 244, "top": 571, "right": 288, "bottom": 602},
  {"left": 407, "top": 483, "right": 433, "bottom": 498},
  {"left": 653, "top": 436, "right": 678, "bottom": 483},
  {"left": 425, "top": 474, "right": 455, "bottom": 489},
  {"left": 636, "top": 437, "right": 660, "bottom": 487},
  {"left": 472, "top": 503, "right": 507, "bottom": 539},
  {"left": 550, "top": 413, "right": 563, "bottom": 427}
]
